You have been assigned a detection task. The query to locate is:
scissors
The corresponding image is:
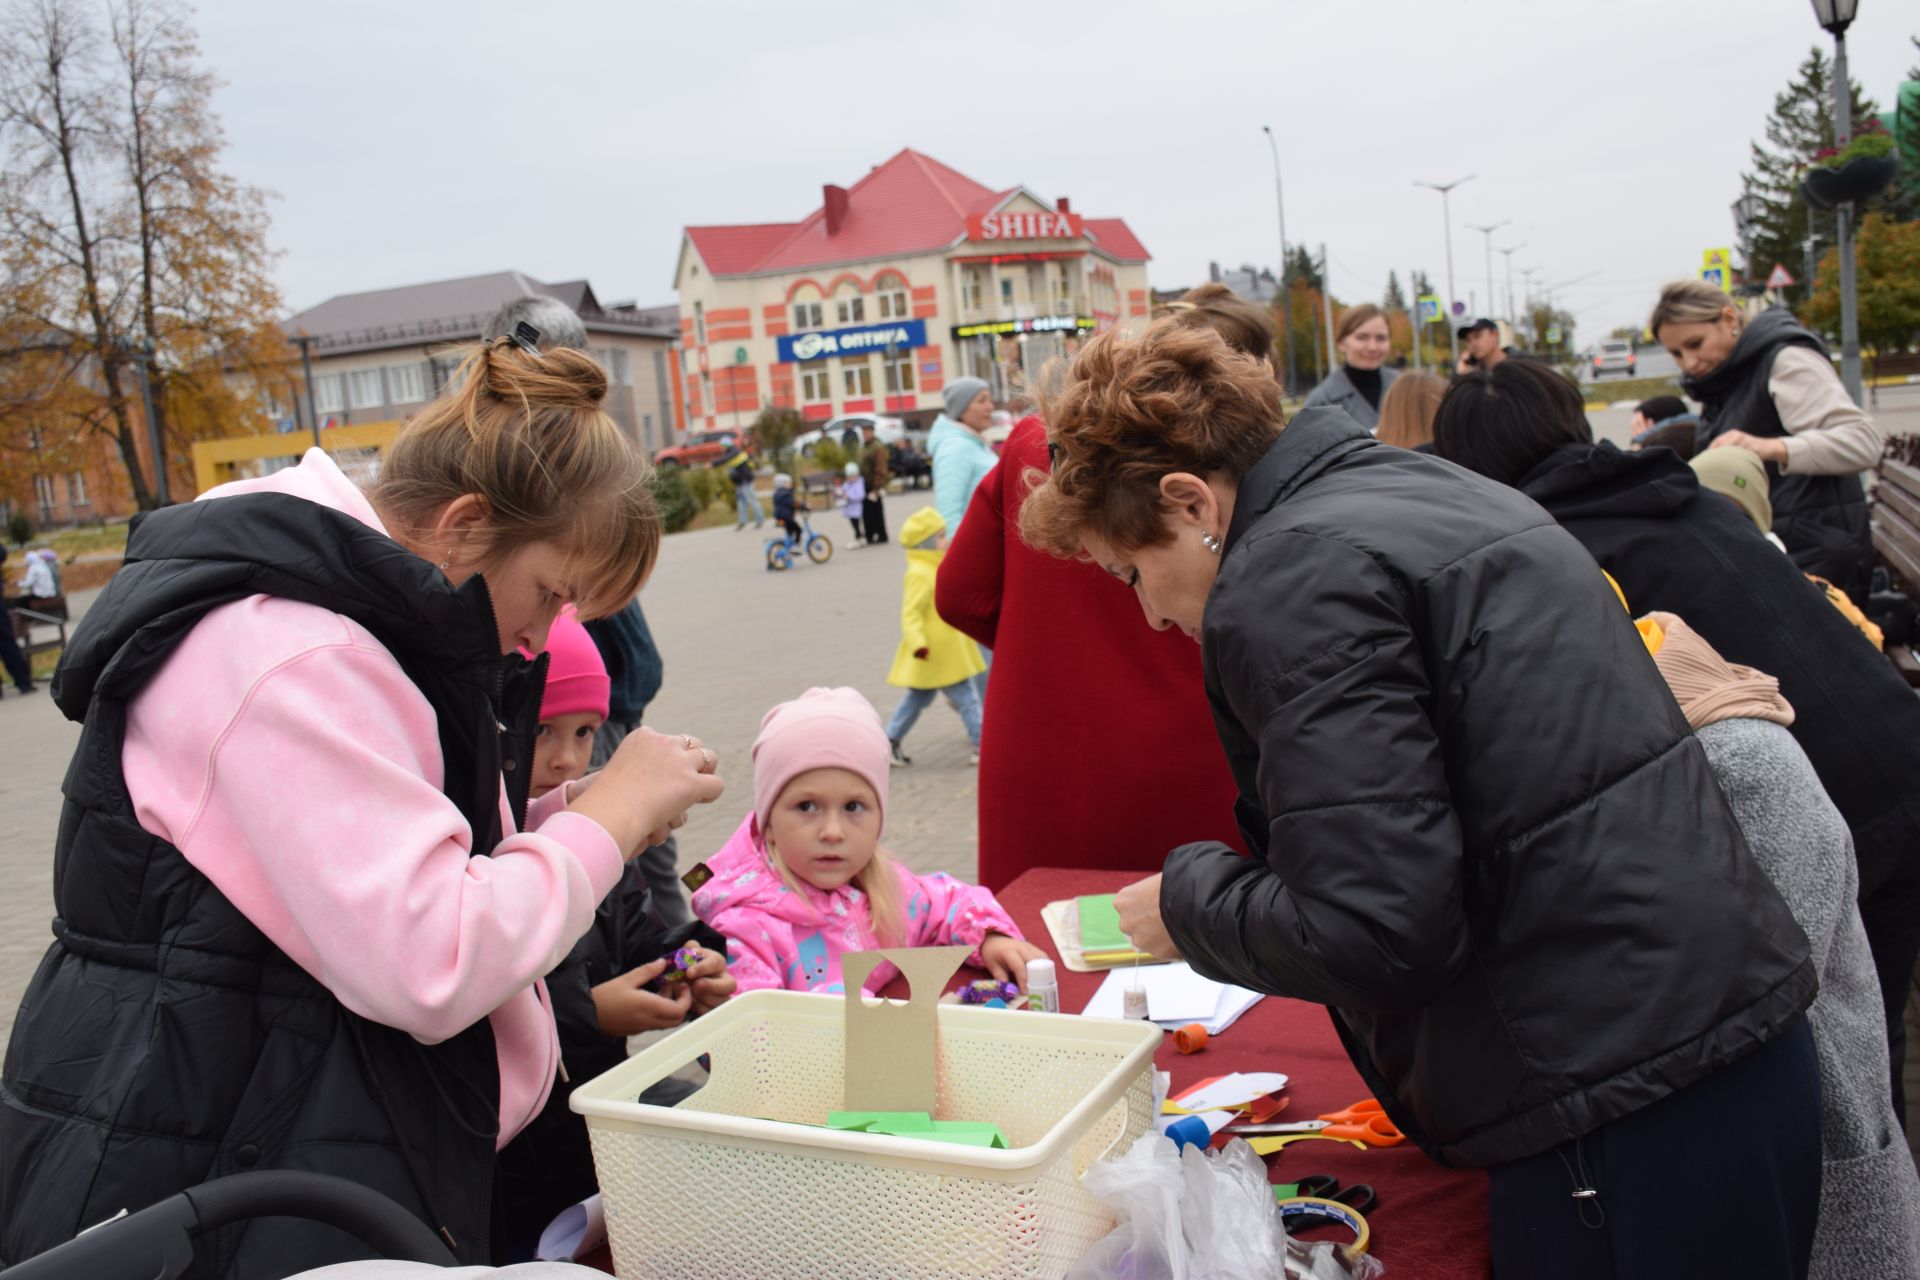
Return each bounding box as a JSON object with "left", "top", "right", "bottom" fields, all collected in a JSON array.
[{"left": 1226, "top": 1097, "right": 1407, "bottom": 1148}]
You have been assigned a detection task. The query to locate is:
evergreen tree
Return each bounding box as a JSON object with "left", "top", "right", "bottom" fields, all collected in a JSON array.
[
  {"left": 1740, "top": 46, "right": 1878, "bottom": 305},
  {"left": 1383, "top": 270, "right": 1407, "bottom": 311},
  {"left": 1884, "top": 36, "right": 1920, "bottom": 224},
  {"left": 1282, "top": 245, "right": 1322, "bottom": 292}
]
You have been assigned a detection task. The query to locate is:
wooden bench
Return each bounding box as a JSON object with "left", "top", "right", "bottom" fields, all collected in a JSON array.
[
  {"left": 10, "top": 593, "right": 69, "bottom": 663},
  {"left": 1870, "top": 439, "right": 1920, "bottom": 685}
]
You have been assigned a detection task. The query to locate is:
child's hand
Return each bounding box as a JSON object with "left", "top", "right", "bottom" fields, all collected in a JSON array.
[
  {"left": 685, "top": 950, "right": 736, "bottom": 1016},
  {"left": 591, "top": 959, "right": 692, "bottom": 1036},
  {"left": 980, "top": 934, "right": 1048, "bottom": 992}
]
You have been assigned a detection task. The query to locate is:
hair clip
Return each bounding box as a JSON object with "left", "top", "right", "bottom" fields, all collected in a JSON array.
[{"left": 509, "top": 321, "right": 543, "bottom": 357}]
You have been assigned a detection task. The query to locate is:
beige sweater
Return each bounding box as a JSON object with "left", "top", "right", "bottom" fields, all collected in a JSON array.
[{"left": 1770, "top": 345, "right": 1884, "bottom": 475}]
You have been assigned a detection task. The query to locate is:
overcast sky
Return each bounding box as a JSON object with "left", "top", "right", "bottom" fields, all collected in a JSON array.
[{"left": 194, "top": 0, "right": 1916, "bottom": 344}]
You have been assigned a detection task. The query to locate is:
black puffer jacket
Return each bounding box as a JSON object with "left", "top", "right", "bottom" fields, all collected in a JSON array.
[
  {"left": 1162, "top": 409, "right": 1816, "bottom": 1167},
  {"left": 1517, "top": 441, "right": 1920, "bottom": 906}
]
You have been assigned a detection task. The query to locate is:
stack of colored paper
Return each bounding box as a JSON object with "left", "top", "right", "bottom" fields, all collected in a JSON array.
[
  {"left": 1075, "top": 895, "right": 1157, "bottom": 964},
  {"left": 826, "top": 1111, "right": 1009, "bottom": 1148}
]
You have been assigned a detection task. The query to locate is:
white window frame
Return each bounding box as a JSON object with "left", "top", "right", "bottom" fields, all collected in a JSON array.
[
  {"left": 792, "top": 301, "right": 823, "bottom": 331},
  {"left": 799, "top": 360, "right": 831, "bottom": 402},
  {"left": 68, "top": 471, "right": 88, "bottom": 506},
  {"left": 843, "top": 359, "right": 873, "bottom": 398},
  {"left": 348, "top": 368, "right": 385, "bottom": 410},
  {"left": 836, "top": 295, "right": 865, "bottom": 325},
  {"left": 312, "top": 373, "right": 344, "bottom": 414},
  {"left": 386, "top": 361, "right": 427, "bottom": 405},
  {"left": 884, "top": 351, "right": 915, "bottom": 394},
  {"left": 876, "top": 289, "right": 909, "bottom": 319},
  {"left": 33, "top": 474, "right": 55, "bottom": 513}
]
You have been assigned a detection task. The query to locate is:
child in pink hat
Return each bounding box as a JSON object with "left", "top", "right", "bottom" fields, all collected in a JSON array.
[{"left": 691, "top": 686, "right": 1045, "bottom": 996}]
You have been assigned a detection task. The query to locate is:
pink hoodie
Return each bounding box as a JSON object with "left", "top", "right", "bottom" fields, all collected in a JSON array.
[
  {"left": 691, "top": 814, "right": 1023, "bottom": 994},
  {"left": 120, "top": 450, "right": 624, "bottom": 1148}
]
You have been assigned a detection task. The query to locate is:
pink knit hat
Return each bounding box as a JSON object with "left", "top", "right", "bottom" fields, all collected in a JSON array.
[
  {"left": 752, "top": 687, "right": 890, "bottom": 833},
  {"left": 535, "top": 607, "right": 610, "bottom": 721}
]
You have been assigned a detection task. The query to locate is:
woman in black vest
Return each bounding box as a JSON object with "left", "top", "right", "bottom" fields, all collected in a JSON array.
[
  {"left": 0, "top": 339, "right": 726, "bottom": 1277},
  {"left": 1652, "top": 280, "right": 1883, "bottom": 598},
  {"left": 1021, "top": 320, "right": 1821, "bottom": 1277}
]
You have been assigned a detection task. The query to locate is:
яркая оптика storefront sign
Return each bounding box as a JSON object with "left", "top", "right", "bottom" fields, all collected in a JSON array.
[{"left": 775, "top": 319, "right": 928, "bottom": 362}]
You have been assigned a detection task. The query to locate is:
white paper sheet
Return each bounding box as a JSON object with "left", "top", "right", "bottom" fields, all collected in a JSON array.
[
  {"left": 1153, "top": 1108, "right": 1238, "bottom": 1137},
  {"left": 1154, "top": 983, "right": 1265, "bottom": 1037},
  {"left": 1172, "top": 1071, "right": 1291, "bottom": 1112},
  {"left": 535, "top": 1193, "right": 606, "bottom": 1262},
  {"left": 1081, "top": 962, "right": 1233, "bottom": 1022}
]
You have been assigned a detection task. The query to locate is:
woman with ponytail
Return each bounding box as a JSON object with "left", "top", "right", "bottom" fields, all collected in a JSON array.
[{"left": 1, "top": 336, "right": 726, "bottom": 1276}]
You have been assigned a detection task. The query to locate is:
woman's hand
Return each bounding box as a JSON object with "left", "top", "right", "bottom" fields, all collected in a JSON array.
[
  {"left": 685, "top": 949, "right": 736, "bottom": 1016},
  {"left": 1707, "top": 430, "right": 1789, "bottom": 465},
  {"left": 1114, "top": 874, "right": 1182, "bottom": 960},
  {"left": 567, "top": 728, "right": 724, "bottom": 857},
  {"left": 981, "top": 933, "right": 1048, "bottom": 991},
  {"left": 591, "top": 958, "right": 693, "bottom": 1036}
]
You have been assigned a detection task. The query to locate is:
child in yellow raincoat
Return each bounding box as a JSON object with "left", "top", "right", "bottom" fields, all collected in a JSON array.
[{"left": 885, "top": 506, "right": 986, "bottom": 767}]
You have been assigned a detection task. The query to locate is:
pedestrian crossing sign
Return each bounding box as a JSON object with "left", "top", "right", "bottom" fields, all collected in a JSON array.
[
  {"left": 1701, "top": 247, "right": 1733, "bottom": 271},
  {"left": 1417, "top": 295, "right": 1441, "bottom": 324},
  {"left": 1701, "top": 266, "right": 1728, "bottom": 289}
]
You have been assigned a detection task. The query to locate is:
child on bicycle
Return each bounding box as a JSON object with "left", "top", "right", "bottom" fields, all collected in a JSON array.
[{"left": 771, "top": 473, "right": 804, "bottom": 544}]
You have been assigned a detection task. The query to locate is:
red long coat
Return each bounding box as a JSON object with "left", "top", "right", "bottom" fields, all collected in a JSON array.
[{"left": 936, "top": 417, "right": 1245, "bottom": 891}]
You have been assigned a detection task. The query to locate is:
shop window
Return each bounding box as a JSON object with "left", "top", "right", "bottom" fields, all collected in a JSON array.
[
  {"left": 844, "top": 359, "right": 873, "bottom": 397},
  {"left": 799, "top": 361, "right": 831, "bottom": 402},
  {"left": 312, "top": 373, "right": 344, "bottom": 414},
  {"left": 836, "top": 295, "right": 864, "bottom": 325},
  {"left": 876, "top": 289, "right": 908, "bottom": 319},
  {"left": 387, "top": 361, "right": 427, "bottom": 404},
  {"left": 793, "top": 301, "right": 823, "bottom": 331},
  {"left": 884, "top": 352, "right": 914, "bottom": 394}
]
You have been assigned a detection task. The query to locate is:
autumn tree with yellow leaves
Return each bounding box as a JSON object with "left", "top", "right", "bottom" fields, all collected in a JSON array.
[{"left": 0, "top": 0, "right": 286, "bottom": 512}]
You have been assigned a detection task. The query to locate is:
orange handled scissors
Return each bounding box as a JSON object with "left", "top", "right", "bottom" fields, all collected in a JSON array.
[{"left": 1317, "top": 1099, "right": 1405, "bottom": 1147}]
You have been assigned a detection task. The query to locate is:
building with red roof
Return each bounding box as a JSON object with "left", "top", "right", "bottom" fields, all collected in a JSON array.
[{"left": 673, "top": 149, "right": 1150, "bottom": 433}]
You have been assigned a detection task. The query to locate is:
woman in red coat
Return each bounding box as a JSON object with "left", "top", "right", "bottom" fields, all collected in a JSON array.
[{"left": 937, "top": 292, "right": 1272, "bottom": 890}]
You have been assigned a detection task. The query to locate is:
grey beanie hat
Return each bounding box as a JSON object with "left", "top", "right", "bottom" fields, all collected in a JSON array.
[{"left": 943, "top": 378, "right": 989, "bottom": 421}]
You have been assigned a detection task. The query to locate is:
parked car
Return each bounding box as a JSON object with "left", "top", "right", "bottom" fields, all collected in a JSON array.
[
  {"left": 1591, "top": 341, "right": 1636, "bottom": 379},
  {"left": 794, "top": 415, "right": 905, "bottom": 458},
  {"left": 653, "top": 430, "right": 742, "bottom": 469}
]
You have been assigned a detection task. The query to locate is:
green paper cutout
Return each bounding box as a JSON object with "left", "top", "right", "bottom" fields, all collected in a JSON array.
[{"left": 1076, "top": 894, "right": 1130, "bottom": 952}]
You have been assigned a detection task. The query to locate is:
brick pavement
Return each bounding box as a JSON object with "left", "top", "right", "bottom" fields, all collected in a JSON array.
[{"left": 0, "top": 491, "right": 977, "bottom": 1046}]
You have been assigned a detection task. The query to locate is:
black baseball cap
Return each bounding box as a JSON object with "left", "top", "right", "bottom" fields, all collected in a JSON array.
[{"left": 1456, "top": 317, "right": 1498, "bottom": 339}]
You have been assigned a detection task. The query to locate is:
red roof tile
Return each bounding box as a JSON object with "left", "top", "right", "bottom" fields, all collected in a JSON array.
[{"left": 683, "top": 149, "right": 1149, "bottom": 277}]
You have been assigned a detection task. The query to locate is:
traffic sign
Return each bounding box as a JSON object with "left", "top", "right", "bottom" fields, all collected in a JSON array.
[
  {"left": 1701, "top": 266, "right": 1728, "bottom": 290},
  {"left": 1417, "top": 295, "right": 1442, "bottom": 324},
  {"left": 1451, "top": 301, "right": 1467, "bottom": 318},
  {"left": 1701, "top": 247, "right": 1733, "bottom": 272},
  {"left": 1546, "top": 325, "right": 1563, "bottom": 345},
  {"left": 1767, "top": 264, "right": 1796, "bottom": 289}
]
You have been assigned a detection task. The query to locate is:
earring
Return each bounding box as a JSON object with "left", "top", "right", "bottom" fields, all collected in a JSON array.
[{"left": 1201, "top": 533, "right": 1223, "bottom": 555}]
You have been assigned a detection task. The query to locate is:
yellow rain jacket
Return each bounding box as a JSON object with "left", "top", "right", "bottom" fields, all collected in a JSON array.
[{"left": 888, "top": 507, "right": 986, "bottom": 690}]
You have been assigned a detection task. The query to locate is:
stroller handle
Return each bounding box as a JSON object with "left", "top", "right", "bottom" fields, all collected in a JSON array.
[{"left": 3, "top": 1170, "right": 455, "bottom": 1279}]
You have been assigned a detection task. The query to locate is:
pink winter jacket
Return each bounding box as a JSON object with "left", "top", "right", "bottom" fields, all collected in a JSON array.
[
  {"left": 691, "top": 814, "right": 1023, "bottom": 994},
  {"left": 121, "top": 450, "right": 624, "bottom": 1148}
]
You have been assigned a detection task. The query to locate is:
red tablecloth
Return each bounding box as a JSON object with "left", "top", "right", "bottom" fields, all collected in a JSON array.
[{"left": 993, "top": 867, "right": 1491, "bottom": 1279}]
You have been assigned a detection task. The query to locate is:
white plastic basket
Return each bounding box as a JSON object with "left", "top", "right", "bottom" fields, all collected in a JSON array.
[{"left": 570, "top": 989, "right": 1161, "bottom": 1280}]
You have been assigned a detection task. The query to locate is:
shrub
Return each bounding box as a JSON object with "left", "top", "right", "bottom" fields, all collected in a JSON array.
[
  {"left": 650, "top": 466, "right": 698, "bottom": 533},
  {"left": 812, "top": 440, "right": 849, "bottom": 474},
  {"left": 7, "top": 513, "right": 32, "bottom": 548}
]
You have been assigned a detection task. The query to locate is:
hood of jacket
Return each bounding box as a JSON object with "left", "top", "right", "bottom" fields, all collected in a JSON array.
[
  {"left": 1515, "top": 440, "right": 1701, "bottom": 526},
  {"left": 928, "top": 415, "right": 990, "bottom": 457},
  {"left": 691, "top": 814, "right": 873, "bottom": 932},
  {"left": 1683, "top": 307, "right": 1825, "bottom": 408},
  {"left": 900, "top": 505, "right": 947, "bottom": 550}
]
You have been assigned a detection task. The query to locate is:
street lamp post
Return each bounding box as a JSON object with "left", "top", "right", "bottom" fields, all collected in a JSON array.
[
  {"left": 126, "top": 338, "right": 168, "bottom": 507},
  {"left": 1496, "top": 242, "right": 1526, "bottom": 330},
  {"left": 1415, "top": 175, "right": 1475, "bottom": 368},
  {"left": 1466, "top": 220, "right": 1509, "bottom": 330},
  {"left": 294, "top": 333, "right": 323, "bottom": 451},
  {"left": 1732, "top": 192, "right": 1766, "bottom": 293},
  {"left": 1809, "top": 0, "right": 1864, "bottom": 404},
  {"left": 1262, "top": 126, "right": 1297, "bottom": 397}
]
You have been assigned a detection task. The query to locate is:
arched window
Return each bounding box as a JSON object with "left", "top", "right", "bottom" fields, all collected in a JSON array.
[
  {"left": 790, "top": 281, "right": 824, "bottom": 332},
  {"left": 873, "top": 272, "right": 909, "bottom": 321},
  {"left": 833, "top": 278, "right": 865, "bottom": 327}
]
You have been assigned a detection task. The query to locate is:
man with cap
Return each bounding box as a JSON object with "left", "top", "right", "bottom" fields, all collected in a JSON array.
[{"left": 1456, "top": 318, "right": 1509, "bottom": 374}]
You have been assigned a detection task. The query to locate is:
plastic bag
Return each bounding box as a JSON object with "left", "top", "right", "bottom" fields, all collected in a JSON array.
[{"left": 1068, "top": 1133, "right": 1384, "bottom": 1280}]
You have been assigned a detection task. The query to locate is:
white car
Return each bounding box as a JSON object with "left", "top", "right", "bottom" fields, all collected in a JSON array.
[
  {"left": 1591, "top": 341, "right": 1637, "bottom": 379},
  {"left": 794, "top": 414, "right": 906, "bottom": 457}
]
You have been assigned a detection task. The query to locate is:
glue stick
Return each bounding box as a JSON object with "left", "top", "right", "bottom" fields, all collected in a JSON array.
[{"left": 1027, "top": 958, "right": 1059, "bottom": 1013}]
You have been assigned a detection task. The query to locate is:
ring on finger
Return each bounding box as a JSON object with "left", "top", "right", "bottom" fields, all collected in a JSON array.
[{"left": 682, "top": 735, "right": 697, "bottom": 752}]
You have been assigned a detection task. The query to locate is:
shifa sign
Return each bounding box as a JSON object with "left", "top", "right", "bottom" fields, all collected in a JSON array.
[
  {"left": 965, "top": 210, "right": 1084, "bottom": 241},
  {"left": 776, "top": 319, "right": 927, "bottom": 363}
]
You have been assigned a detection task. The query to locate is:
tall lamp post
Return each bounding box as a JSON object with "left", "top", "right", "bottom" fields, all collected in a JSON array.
[
  {"left": 1732, "top": 192, "right": 1766, "bottom": 294},
  {"left": 1496, "top": 242, "right": 1527, "bottom": 330},
  {"left": 294, "top": 333, "right": 323, "bottom": 451},
  {"left": 1261, "top": 126, "right": 1298, "bottom": 397},
  {"left": 125, "top": 337, "right": 168, "bottom": 507},
  {"left": 1466, "top": 220, "right": 1509, "bottom": 328},
  {"left": 1415, "top": 175, "right": 1475, "bottom": 368},
  {"left": 1809, "top": 0, "right": 1863, "bottom": 404}
]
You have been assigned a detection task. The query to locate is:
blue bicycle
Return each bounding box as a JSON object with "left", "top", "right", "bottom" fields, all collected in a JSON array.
[{"left": 765, "top": 514, "right": 833, "bottom": 570}]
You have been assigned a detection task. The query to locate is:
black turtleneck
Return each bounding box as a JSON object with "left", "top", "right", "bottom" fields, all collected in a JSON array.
[{"left": 1344, "top": 365, "right": 1383, "bottom": 411}]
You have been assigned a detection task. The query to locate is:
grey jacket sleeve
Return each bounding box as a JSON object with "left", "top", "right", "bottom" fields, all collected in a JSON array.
[
  {"left": 1770, "top": 346, "right": 1884, "bottom": 475},
  {"left": 1161, "top": 531, "right": 1469, "bottom": 1013}
]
